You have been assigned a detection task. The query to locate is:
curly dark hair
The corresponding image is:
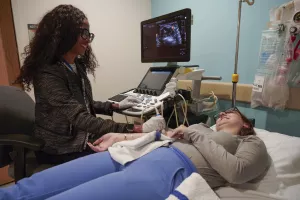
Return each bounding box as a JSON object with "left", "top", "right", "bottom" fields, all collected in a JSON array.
[{"left": 15, "top": 4, "right": 98, "bottom": 91}]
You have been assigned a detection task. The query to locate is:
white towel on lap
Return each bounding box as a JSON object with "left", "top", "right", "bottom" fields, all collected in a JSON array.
[
  {"left": 108, "top": 131, "right": 174, "bottom": 165},
  {"left": 166, "top": 173, "right": 220, "bottom": 200}
]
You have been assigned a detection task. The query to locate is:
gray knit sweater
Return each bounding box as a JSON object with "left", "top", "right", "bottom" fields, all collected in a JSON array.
[
  {"left": 173, "top": 124, "right": 270, "bottom": 189},
  {"left": 33, "top": 61, "right": 128, "bottom": 155}
]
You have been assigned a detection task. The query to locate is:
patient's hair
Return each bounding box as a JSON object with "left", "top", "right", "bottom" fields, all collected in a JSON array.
[{"left": 236, "top": 111, "right": 256, "bottom": 136}]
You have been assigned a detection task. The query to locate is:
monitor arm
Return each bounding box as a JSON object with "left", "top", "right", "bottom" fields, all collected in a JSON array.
[
  {"left": 180, "top": 69, "right": 222, "bottom": 99},
  {"left": 191, "top": 76, "right": 222, "bottom": 99},
  {"left": 178, "top": 69, "right": 222, "bottom": 115}
]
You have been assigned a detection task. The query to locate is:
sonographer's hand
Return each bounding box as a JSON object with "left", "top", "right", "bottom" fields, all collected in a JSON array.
[
  {"left": 142, "top": 115, "right": 166, "bottom": 133},
  {"left": 118, "top": 96, "right": 142, "bottom": 109},
  {"left": 87, "top": 133, "right": 123, "bottom": 152}
]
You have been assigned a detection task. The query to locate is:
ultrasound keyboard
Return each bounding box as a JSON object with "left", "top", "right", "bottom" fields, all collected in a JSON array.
[
  {"left": 107, "top": 66, "right": 177, "bottom": 116},
  {"left": 122, "top": 90, "right": 170, "bottom": 116},
  {"left": 108, "top": 94, "right": 128, "bottom": 103}
]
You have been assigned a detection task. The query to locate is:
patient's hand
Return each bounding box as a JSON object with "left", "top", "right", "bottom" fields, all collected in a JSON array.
[
  {"left": 166, "top": 125, "right": 187, "bottom": 139},
  {"left": 87, "top": 133, "right": 123, "bottom": 152}
]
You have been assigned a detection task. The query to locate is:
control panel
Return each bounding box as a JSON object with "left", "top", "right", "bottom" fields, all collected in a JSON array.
[
  {"left": 133, "top": 88, "right": 160, "bottom": 96},
  {"left": 108, "top": 66, "right": 177, "bottom": 116},
  {"left": 122, "top": 90, "right": 170, "bottom": 116}
]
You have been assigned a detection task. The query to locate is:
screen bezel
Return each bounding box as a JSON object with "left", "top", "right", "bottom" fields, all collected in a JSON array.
[
  {"left": 141, "top": 8, "right": 192, "bottom": 63},
  {"left": 137, "top": 67, "right": 177, "bottom": 93}
]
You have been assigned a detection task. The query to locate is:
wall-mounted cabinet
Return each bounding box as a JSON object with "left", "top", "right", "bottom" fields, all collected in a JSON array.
[{"left": 0, "top": 0, "right": 21, "bottom": 86}]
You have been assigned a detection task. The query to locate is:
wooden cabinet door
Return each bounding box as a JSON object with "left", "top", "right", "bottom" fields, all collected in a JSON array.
[
  {"left": 0, "top": 0, "right": 21, "bottom": 185},
  {"left": 0, "top": 31, "right": 10, "bottom": 86},
  {"left": 0, "top": 0, "right": 21, "bottom": 86},
  {"left": 0, "top": 166, "right": 14, "bottom": 186}
]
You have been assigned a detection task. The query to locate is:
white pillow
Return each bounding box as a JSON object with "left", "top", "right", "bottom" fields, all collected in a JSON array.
[{"left": 255, "top": 128, "right": 300, "bottom": 186}]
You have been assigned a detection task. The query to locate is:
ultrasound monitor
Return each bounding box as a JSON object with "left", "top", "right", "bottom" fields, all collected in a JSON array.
[
  {"left": 141, "top": 8, "right": 191, "bottom": 63},
  {"left": 139, "top": 71, "right": 170, "bottom": 90},
  {"left": 134, "top": 67, "right": 177, "bottom": 95}
]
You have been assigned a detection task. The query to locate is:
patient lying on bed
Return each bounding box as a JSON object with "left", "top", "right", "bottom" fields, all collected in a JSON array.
[
  {"left": 171, "top": 123, "right": 240, "bottom": 188},
  {"left": 0, "top": 107, "right": 271, "bottom": 200}
]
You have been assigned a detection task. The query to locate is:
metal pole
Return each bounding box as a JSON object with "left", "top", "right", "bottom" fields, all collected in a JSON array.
[
  {"left": 232, "top": 0, "right": 254, "bottom": 107},
  {"left": 234, "top": 0, "right": 242, "bottom": 75},
  {"left": 232, "top": 0, "right": 243, "bottom": 107}
]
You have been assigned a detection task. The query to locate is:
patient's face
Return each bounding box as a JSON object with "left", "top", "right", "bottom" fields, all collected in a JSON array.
[{"left": 216, "top": 111, "right": 244, "bottom": 134}]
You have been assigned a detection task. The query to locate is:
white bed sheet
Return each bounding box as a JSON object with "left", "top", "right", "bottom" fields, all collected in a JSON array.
[
  {"left": 280, "top": 184, "right": 300, "bottom": 200},
  {"left": 215, "top": 186, "right": 287, "bottom": 200}
]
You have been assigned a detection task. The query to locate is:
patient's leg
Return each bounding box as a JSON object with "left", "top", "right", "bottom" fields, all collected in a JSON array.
[
  {"left": 47, "top": 147, "right": 194, "bottom": 200},
  {"left": 0, "top": 152, "right": 120, "bottom": 200}
]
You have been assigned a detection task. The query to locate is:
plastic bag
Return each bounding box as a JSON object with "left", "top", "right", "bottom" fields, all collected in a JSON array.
[
  {"left": 251, "top": 30, "right": 290, "bottom": 110},
  {"left": 251, "top": 78, "right": 289, "bottom": 110}
]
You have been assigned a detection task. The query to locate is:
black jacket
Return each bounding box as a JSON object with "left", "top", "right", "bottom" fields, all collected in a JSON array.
[{"left": 33, "top": 61, "right": 127, "bottom": 155}]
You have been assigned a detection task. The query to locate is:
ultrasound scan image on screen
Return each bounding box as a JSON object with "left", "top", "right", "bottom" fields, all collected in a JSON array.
[
  {"left": 156, "top": 21, "right": 183, "bottom": 47},
  {"left": 141, "top": 9, "right": 191, "bottom": 63},
  {"left": 138, "top": 71, "right": 171, "bottom": 90}
]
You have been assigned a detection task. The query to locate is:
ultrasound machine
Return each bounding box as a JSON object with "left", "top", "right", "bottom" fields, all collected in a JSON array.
[{"left": 108, "top": 9, "right": 192, "bottom": 117}]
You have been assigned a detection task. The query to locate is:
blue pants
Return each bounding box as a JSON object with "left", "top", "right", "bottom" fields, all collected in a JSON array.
[{"left": 1, "top": 147, "right": 196, "bottom": 200}]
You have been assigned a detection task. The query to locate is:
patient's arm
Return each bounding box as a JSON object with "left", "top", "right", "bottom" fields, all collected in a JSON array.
[
  {"left": 168, "top": 123, "right": 213, "bottom": 142},
  {"left": 118, "top": 133, "right": 147, "bottom": 141},
  {"left": 190, "top": 134, "right": 270, "bottom": 185},
  {"left": 183, "top": 123, "right": 214, "bottom": 142}
]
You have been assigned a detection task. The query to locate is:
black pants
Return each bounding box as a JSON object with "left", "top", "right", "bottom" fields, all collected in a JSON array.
[
  {"left": 35, "top": 148, "right": 95, "bottom": 165},
  {"left": 35, "top": 134, "right": 104, "bottom": 165}
]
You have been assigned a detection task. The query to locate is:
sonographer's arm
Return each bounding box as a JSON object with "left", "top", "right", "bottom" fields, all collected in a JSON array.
[
  {"left": 36, "top": 67, "right": 128, "bottom": 135},
  {"left": 93, "top": 101, "right": 114, "bottom": 116}
]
